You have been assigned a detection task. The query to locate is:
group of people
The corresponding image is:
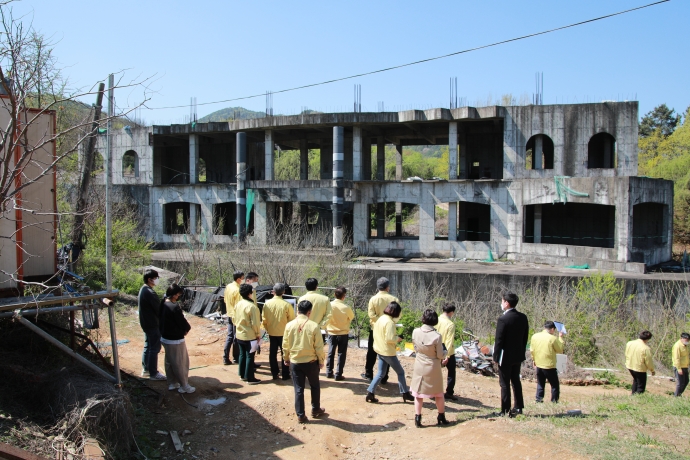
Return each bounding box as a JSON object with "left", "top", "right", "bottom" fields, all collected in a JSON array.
[{"left": 138, "top": 270, "right": 690, "bottom": 425}]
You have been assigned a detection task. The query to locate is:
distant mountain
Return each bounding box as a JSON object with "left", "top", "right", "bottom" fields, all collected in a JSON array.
[{"left": 198, "top": 106, "right": 322, "bottom": 123}]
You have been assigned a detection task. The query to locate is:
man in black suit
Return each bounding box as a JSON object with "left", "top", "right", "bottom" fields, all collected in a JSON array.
[{"left": 493, "top": 290, "right": 529, "bottom": 417}]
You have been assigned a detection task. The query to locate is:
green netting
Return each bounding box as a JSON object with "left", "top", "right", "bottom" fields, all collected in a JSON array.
[
  {"left": 553, "top": 176, "right": 589, "bottom": 204},
  {"left": 246, "top": 189, "right": 255, "bottom": 226},
  {"left": 484, "top": 249, "right": 495, "bottom": 262},
  {"left": 565, "top": 264, "right": 590, "bottom": 269}
]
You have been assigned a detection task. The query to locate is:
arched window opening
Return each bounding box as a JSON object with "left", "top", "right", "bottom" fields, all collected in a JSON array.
[
  {"left": 122, "top": 150, "right": 139, "bottom": 177},
  {"left": 525, "top": 134, "right": 554, "bottom": 170},
  {"left": 588, "top": 132, "right": 616, "bottom": 168}
]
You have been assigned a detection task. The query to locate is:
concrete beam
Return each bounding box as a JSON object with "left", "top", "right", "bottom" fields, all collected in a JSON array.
[
  {"left": 236, "top": 132, "right": 247, "bottom": 240},
  {"left": 189, "top": 134, "right": 199, "bottom": 184},
  {"left": 448, "top": 202, "right": 457, "bottom": 241},
  {"left": 449, "top": 122, "right": 458, "bottom": 180},
  {"left": 353, "top": 126, "right": 362, "bottom": 181}
]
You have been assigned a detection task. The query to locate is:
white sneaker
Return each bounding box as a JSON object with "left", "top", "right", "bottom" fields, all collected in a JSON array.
[
  {"left": 150, "top": 372, "right": 166, "bottom": 381},
  {"left": 178, "top": 384, "right": 196, "bottom": 394},
  {"left": 168, "top": 383, "right": 180, "bottom": 391},
  {"left": 141, "top": 370, "right": 150, "bottom": 378}
]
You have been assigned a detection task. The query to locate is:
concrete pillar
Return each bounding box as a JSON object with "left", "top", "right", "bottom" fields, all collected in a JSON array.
[
  {"left": 534, "top": 135, "right": 543, "bottom": 170},
  {"left": 449, "top": 122, "right": 458, "bottom": 180},
  {"left": 603, "top": 136, "right": 613, "bottom": 168},
  {"left": 458, "top": 129, "right": 467, "bottom": 179},
  {"left": 332, "top": 126, "right": 344, "bottom": 247},
  {"left": 353, "top": 126, "right": 362, "bottom": 181},
  {"left": 395, "top": 143, "right": 403, "bottom": 237},
  {"left": 448, "top": 202, "right": 457, "bottom": 241},
  {"left": 189, "top": 134, "right": 199, "bottom": 184},
  {"left": 376, "top": 136, "right": 385, "bottom": 180},
  {"left": 320, "top": 142, "right": 332, "bottom": 179},
  {"left": 377, "top": 203, "right": 386, "bottom": 238},
  {"left": 236, "top": 132, "right": 247, "bottom": 240},
  {"left": 362, "top": 135, "right": 372, "bottom": 180},
  {"left": 534, "top": 204, "right": 542, "bottom": 244},
  {"left": 264, "top": 130, "right": 274, "bottom": 180},
  {"left": 254, "top": 199, "right": 267, "bottom": 245},
  {"left": 299, "top": 138, "right": 308, "bottom": 180},
  {"left": 189, "top": 203, "right": 197, "bottom": 235}
]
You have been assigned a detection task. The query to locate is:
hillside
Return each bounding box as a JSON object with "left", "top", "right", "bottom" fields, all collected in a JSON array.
[{"left": 198, "top": 106, "right": 322, "bottom": 122}]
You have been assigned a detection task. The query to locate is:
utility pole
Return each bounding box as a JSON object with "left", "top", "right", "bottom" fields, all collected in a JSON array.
[
  {"left": 105, "top": 74, "right": 113, "bottom": 291},
  {"left": 69, "top": 82, "right": 105, "bottom": 270}
]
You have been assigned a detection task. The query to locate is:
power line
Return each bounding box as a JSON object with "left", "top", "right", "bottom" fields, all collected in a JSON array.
[{"left": 143, "top": 0, "right": 668, "bottom": 111}]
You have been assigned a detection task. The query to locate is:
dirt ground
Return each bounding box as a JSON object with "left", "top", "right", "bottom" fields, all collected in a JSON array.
[{"left": 114, "top": 312, "right": 678, "bottom": 460}]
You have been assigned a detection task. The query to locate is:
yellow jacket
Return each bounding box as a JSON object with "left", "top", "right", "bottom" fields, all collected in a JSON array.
[
  {"left": 368, "top": 291, "right": 399, "bottom": 327},
  {"left": 327, "top": 299, "right": 354, "bottom": 335},
  {"left": 434, "top": 314, "right": 456, "bottom": 353},
  {"left": 282, "top": 314, "right": 325, "bottom": 364},
  {"left": 373, "top": 314, "right": 398, "bottom": 357},
  {"left": 625, "top": 339, "right": 654, "bottom": 373},
  {"left": 262, "top": 296, "right": 295, "bottom": 337},
  {"left": 672, "top": 340, "right": 689, "bottom": 369},
  {"left": 530, "top": 330, "right": 565, "bottom": 369},
  {"left": 235, "top": 299, "right": 261, "bottom": 341},
  {"left": 223, "top": 281, "right": 241, "bottom": 321},
  {"left": 298, "top": 291, "right": 332, "bottom": 329}
]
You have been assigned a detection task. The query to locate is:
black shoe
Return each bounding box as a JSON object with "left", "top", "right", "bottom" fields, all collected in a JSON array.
[
  {"left": 326, "top": 373, "right": 335, "bottom": 379},
  {"left": 223, "top": 358, "right": 232, "bottom": 365},
  {"left": 366, "top": 392, "right": 379, "bottom": 403},
  {"left": 509, "top": 408, "right": 522, "bottom": 418},
  {"left": 360, "top": 373, "right": 372, "bottom": 382},
  {"left": 535, "top": 399, "right": 543, "bottom": 403},
  {"left": 272, "top": 376, "right": 279, "bottom": 380},
  {"left": 380, "top": 377, "right": 389, "bottom": 385},
  {"left": 444, "top": 393, "right": 458, "bottom": 401},
  {"left": 247, "top": 379, "right": 261, "bottom": 385},
  {"left": 402, "top": 392, "right": 415, "bottom": 403},
  {"left": 334, "top": 375, "right": 344, "bottom": 381},
  {"left": 297, "top": 415, "right": 308, "bottom": 423},
  {"left": 254, "top": 364, "right": 262, "bottom": 368},
  {"left": 437, "top": 413, "right": 450, "bottom": 425},
  {"left": 282, "top": 376, "right": 291, "bottom": 380},
  {"left": 414, "top": 414, "right": 422, "bottom": 428},
  {"left": 311, "top": 408, "right": 326, "bottom": 418}
]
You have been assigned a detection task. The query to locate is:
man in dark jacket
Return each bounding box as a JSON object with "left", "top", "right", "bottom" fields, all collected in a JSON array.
[
  {"left": 138, "top": 268, "right": 165, "bottom": 380},
  {"left": 493, "top": 290, "right": 529, "bottom": 417}
]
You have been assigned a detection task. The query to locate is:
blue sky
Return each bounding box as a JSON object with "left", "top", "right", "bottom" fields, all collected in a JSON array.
[{"left": 15, "top": 0, "right": 689, "bottom": 125}]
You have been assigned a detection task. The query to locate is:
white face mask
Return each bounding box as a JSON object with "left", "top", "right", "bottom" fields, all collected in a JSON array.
[
  {"left": 152, "top": 278, "right": 160, "bottom": 286},
  {"left": 251, "top": 282, "right": 259, "bottom": 289},
  {"left": 500, "top": 300, "right": 508, "bottom": 311}
]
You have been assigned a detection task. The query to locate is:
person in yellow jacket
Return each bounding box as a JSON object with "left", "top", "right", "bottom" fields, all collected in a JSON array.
[
  {"left": 365, "top": 301, "right": 415, "bottom": 404},
  {"left": 529, "top": 321, "right": 565, "bottom": 403},
  {"left": 362, "top": 277, "right": 400, "bottom": 382},
  {"left": 625, "top": 330, "right": 655, "bottom": 394},
  {"left": 222, "top": 271, "right": 244, "bottom": 365},
  {"left": 235, "top": 284, "right": 262, "bottom": 385},
  {"left": 672, "top": 332, "right": 690, "bottom": 397},
  {"left": 435, "top": 303, "right": 457, "bottom": 400},
  {"left": 283, "top": 300, "right": 326, "bottom": 423},
  {"left": 262, "top": 283, "right": 295, "bottom": 381},
  {"left": 298, "top": 278, "right": 332, "bottom": 330},
  {"left": 326, "top": 287, "right": 354, "bottom": 381}
]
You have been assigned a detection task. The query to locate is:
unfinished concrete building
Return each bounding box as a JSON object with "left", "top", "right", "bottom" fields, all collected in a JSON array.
[{"left": 97, "top": 101, "right": 673, "bottom": 273}]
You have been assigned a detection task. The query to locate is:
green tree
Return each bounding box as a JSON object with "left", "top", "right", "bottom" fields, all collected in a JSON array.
[{"left": 639, "top": 104, "right": 681, "bottom": 138}]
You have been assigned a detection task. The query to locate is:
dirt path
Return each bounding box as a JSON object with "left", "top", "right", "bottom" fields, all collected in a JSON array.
[{"left": 114, "top": 313, "right": 673, "bottom": 460}]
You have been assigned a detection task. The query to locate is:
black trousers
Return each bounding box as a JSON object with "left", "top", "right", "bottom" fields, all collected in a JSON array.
[
  {"left": 365, "top": 333, "right": 389, "bottom": 379},
  {"left": 223, "top": 319, "right": 239, "bottom": 362},
  {"left": 675, "top": 368, "right": 689, "bottom": 397},
  {"left": 269, "top": 335, "right": 290, "bottom": 379},
  {"left": 326, "top": 334, "right": 349, "bottom": 377},
  {"left": 535, "top": 367, "right": 560, "bottom": 402},
  {"left": 291, "top": 361, "right": 321, "bottom": 417},
  {"left": 629, "top": 369, "right": 647, "bottom": 394},
  {"left": 445, "top": 355, "right": 456, "bottom": 395},
  {"left": 498, "top": 363, "right": 524, "bottom": 412},
  {"left": 237, "top": 339, "right": 255, "bottom": 381}
]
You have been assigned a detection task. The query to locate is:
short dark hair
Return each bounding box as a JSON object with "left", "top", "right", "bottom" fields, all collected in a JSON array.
[
  {"left": 442, "top": 303, "right": 456, "bottom": 313},
  {"left": 233, "top": 271, "right": 245, "bottom": 282},
  {"left": 166, "top": 283, "right": 184, "bottom": 299},
  {"left": 298, "top": 300, "right": 313, "bottom": 314},
  {"left": 377, "top": 277, "right": 390, "bottom": 291},
  {"left": 305, "top": 278, "right": 318, "bottom": 291},
  {"left": 246, "top": 272, "right": 258, "bottom": 281},
  {"left": 681, "top": 332, "right": 690, "bottom": 340},
  {"left": 383, "top": 301, "right": 401, "bottom": 318},
  {"left": 273, "top": 283, "right": 286, "bottom": 296},
  {"left": 639, "top": 330, "right": 653, "bottom": 341},
  {"left": 544, "top": 321, "right": 556, "bottom": 330},
  {"left": 422, "top": 309, "right": 438, "bottom": 326},
  {"left": 502, "top": 290, "right": 519, "bottom": 308},
  {"left": 334, "top": 286, "right": 347, "bottom": 300},
  {"left": 239, "top": 283, "right": 254, "bottom": 299},
  {"left": 143, "top": 268, "right": 158, "bottom": 284}
]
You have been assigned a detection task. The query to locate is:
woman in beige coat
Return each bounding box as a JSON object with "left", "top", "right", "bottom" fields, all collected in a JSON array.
[{"left": 410, "top": 309, "right": 450, "bottom": 427}]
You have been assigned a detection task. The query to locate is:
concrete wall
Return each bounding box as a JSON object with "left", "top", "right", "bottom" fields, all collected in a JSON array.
[{"left": 94, "top": 126, "right": 154, "bottom": 185}]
